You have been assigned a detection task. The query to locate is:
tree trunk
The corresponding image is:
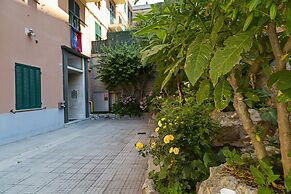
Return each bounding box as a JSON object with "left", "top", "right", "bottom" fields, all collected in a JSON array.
[
  {"left": 228, "top": 71, "right": 267, "bottom": 160},
  {"left": 268, "top": 22, "right": 291, "bottom": 177},
  {"left": 177, "top": 76, "right": 184, "bottom": 99}
]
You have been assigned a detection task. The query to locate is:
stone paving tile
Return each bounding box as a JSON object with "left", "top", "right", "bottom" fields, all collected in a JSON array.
[{"left": 0, "top": 119, "right": 149, "bottom": 194}]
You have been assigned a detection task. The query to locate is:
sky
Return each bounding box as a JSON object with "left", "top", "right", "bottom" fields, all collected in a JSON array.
[{"left": 130, "top": 0, "right": 163, "bottom": 6}]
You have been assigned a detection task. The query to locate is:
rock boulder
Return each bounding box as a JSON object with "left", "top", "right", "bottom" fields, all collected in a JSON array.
[{"left": 197, "top": 164, "right": 257, "bottom": 194}]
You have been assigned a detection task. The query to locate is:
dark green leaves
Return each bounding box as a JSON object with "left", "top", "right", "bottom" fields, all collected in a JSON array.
[
  {"left": 184, "top": 34, "right": 213, "bottom": 86},
  {"left": 268, "top": 70, "right": 291, "bottom": 102},
  {"left": 250, "top": 160, "right": 280, "bottom": 194},
  {"left": 268, "top": 70, "right": 291, "bottom": 90},
  {"left": 250, "top": 165, "right": 265, "bottom": 185},
  {"left": 98, "top": 44, "right": 151, "bottom": 90},
  {"left": 214, "top": 78, "right": 232, "bottom": 111},
  {"left": 261, "top": 108, "right": 277, "bottom": 125}
]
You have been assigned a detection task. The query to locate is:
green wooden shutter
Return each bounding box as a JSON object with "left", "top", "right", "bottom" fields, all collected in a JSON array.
[
  {"left": 15, "top": 63, "right": 41, "bottom": 110},
  {"left": 95, "top": 22, "right": 102, "bottom": 40}
]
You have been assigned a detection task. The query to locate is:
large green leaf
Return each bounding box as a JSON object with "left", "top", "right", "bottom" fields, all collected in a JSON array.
[
  {"left": 214, "top": 78, "right": 232, "bottom": 111},
  {"left": 135, "top": 23, "right": 163, "bottom": 35},
  {"left": 209, "top": 30, "right": 254, "bottom": 86},
  {"left": 141, "top": 44, "right": 169, "bottom": 64},
  {"left": 184, "top": 34, "right": 213, "bottom": 86},
  {"left": 196, "top": 80, "right": 211, "bottom": 105}
]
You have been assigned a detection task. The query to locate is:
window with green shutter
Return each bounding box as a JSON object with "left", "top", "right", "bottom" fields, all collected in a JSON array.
[
  {"left": 15, "top": 63, "right": 41, "bottom": 110},
  {"left": 95, "top": 22, "right": 102, "bottom": 40}
]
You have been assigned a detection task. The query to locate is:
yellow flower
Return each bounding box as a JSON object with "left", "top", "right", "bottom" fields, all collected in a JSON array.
[
  {"left": 169, "top": 147, "right": 174, "bottom": 153},
  {"left": 163, "top": 135, "right": 174, "bottom": 144},
  {"left": 164, "top": 136, "right": 170, "bottom": 144},
  {"left": 256, "top": 134, "right": 261, "bottom": 142},
  {"left": 163, "top": 125, "right": 167, "bottom": 129},
  {"left": 169, "top": 123, "right": 173, "bottom": 126},
  {"left": 155, "top": 127, "right": 160, "bottom": 133},
  {"left": 158, "top": 120, "right": 163, "bottom": 127},
  {"left": 173, "top": 147, "right": 179, "bottom": 155},
  {"left": 151, "top": 142, "right": 156, "bottom": 149},
  {"left": 135, "top": 142, "right": 144, "bottom": 150},
  {"left": 181, "top": 121, "right": 184, "bottom": 124},
  {"left": 161, "top": 118, "right": 166, "bottom": 121}
]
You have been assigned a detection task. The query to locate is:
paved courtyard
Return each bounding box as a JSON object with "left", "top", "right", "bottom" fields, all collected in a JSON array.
[{"left": 0, "top": 119, "right": 149, "bottom": 194}]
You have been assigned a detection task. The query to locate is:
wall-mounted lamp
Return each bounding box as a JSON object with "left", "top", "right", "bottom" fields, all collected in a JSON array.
[
  {"left": 25, "top": 28, "right": 38, "bottom": 43},
  {"left": 25, "top": 28, "right": 36, "bottom": 37}
]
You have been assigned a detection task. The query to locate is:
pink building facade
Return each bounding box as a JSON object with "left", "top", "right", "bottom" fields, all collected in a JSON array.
[{"left": 0, "top": 0, "right": 89, "bottom": 145}]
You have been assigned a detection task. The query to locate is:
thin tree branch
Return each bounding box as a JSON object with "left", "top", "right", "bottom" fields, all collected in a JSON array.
[{"left": 267, "top": 22, "right": 284, "bottom": 70}]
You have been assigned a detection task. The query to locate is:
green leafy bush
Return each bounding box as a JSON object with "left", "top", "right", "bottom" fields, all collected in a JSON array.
[
  {"left": 97, "top": 43, "right": 153, "bottom": 98},
  {"left": 140, "top": 94, "right": 220, "bottom": 193},
  {"left": 250, "top": 161, "right": 281, "bottom": 194},
  {"left": 222, "top": 149, "right": 287, "bottom": 193}
]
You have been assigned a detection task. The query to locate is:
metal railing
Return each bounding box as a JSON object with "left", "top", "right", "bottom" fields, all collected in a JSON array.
[{"left": 91, "top": 31, "right": 133, "bottom": 54}]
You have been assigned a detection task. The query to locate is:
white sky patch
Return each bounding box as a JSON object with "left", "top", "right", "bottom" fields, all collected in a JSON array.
[{"left": 130, "top": 0, "right": 163, "bottom": 6}]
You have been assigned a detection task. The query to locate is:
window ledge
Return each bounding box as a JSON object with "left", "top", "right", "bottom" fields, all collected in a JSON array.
[{"left": 10, "top": 107, "right": 46, "bottom": 114}]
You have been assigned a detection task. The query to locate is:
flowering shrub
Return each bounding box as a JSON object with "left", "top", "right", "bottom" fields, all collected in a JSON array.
[
  {"left": 113, "top": 95, "right": 151, "bottom": 117},
  {"left": 137, "top": 95, "right": 220, "bottom": 193},
  {"left": 139, "top": 97, "right": 148, "bottom": 111}
]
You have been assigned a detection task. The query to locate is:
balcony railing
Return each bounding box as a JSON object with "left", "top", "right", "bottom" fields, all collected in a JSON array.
[
  {"left": 91, "top": 31, "right": 133, "bottom": 54},
  {"left": 91, "top": 40, "right": 108, "bottom": 54}
]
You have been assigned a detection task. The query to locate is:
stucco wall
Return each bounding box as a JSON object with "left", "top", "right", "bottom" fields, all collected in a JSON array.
[
  {"left": 0, "top": 0, "right": 70, "bottom": 114},
  {"left": 0, "top": 108, "right": 64, "bottom": 145}
]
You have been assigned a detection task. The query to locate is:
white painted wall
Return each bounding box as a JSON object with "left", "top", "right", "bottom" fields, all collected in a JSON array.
[{"left": 0, "top": 108, "right": 64, "bottom": 145}]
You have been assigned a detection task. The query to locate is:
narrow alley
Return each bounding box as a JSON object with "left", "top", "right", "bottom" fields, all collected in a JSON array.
[{"left": 0, "top": 119, "right": 148, "bottom": 194}]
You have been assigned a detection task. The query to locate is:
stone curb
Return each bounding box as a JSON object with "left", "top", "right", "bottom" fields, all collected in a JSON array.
[{"left": 141, "top": 156, "right": 160, "bottom": 194}]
